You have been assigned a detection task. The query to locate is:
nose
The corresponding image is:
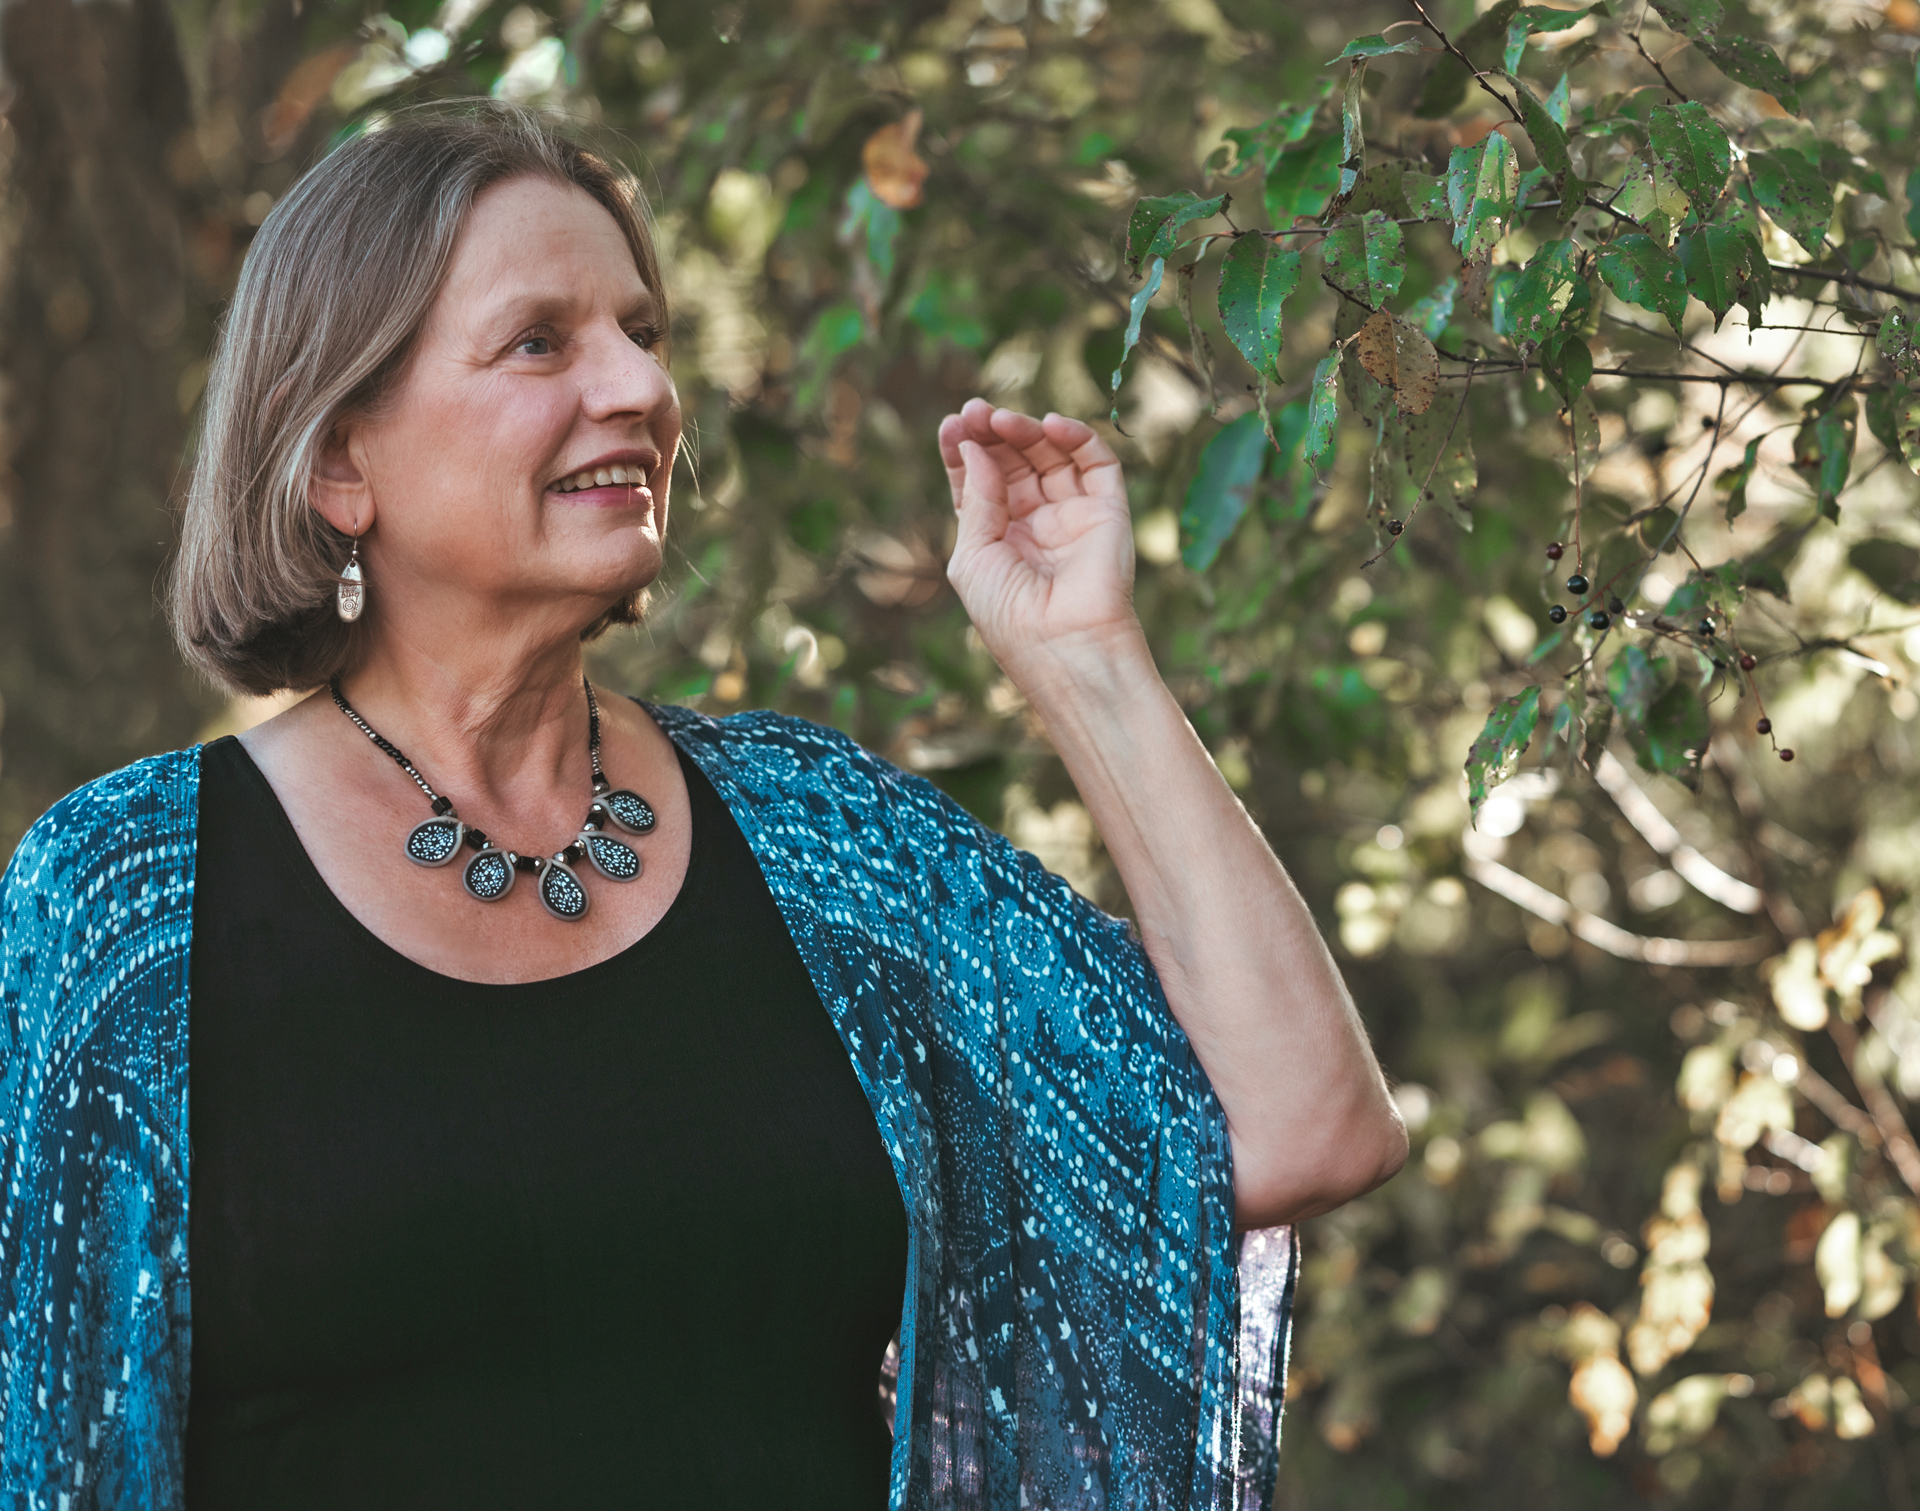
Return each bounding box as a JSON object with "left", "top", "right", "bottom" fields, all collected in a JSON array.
[{"left": 579, "top": 319, "right": 676, "bottom": 425}]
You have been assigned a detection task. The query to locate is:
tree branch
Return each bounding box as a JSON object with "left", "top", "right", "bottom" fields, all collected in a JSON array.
[{"left": 1405, "top": 0, "right": 1527, "bottom": 126}]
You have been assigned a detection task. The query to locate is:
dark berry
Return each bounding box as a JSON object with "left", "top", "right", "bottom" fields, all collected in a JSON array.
[
  {"left": 1608, "top": 595, "right": 1625, "bottom": 615},
  {"left": 1756, "top": 718, "right": 1772, "bottom": 735},
  {"left": 1588, "top": 609, "right": 1611, "bottom": 630},
  {"left": 1546, "top": 541, "right": 1565, "bottom": 560},
  {"left": 1698, "top": 620, "right": 1715, "bottom": 638},
  {"left": 1548, "top": 604, "right": 1568, "bottom": 624},
  {"left": 1780, "top": 748, "right": 1795, "bottom": 762},
  {"left": 1566, "top": 573, "right": 1590, "bottom": 595},
  {"left": 1701, "top": 415, "right": 1717, "bottom": 429},
  {"left": 1387, "top": 519, "right": 1404, "bottom": 536},
  {"left": 1739, "top": 653, "right": 1756, "bottom": 671}
]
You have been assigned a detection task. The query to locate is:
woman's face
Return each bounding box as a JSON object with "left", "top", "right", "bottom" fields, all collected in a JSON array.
[{"left": 337, "top": 173, "right": 680, "bottom": 632}]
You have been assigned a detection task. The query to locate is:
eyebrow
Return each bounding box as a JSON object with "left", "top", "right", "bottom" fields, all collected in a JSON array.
[{"left": 477, "top": 285, "right": 660, "bottom": 335}]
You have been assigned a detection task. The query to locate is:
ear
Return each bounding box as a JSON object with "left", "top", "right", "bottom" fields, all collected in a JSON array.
[{"left": 308, "top": 421, "right": 375, "bottom": 538}]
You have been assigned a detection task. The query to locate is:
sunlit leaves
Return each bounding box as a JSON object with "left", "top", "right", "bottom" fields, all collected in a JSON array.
[
  {"left": 1598, "top": 234, "right": 1687, "bottom": 334},
  {"left": 1746, "top": 149, "right": 1832, "bottom": 258},
  {"left": 1647, "top": 0, "right": 1722, "bottom": 34},
  {"left": 1697, "top": 35, "right": 1800, "bottom": 114},
  {"left": 1339, "top": 64, "right": 1365, "bottom": 199},
  {"left": 1607, "top": 647, "right": 1706, "bottom": 775},
  {"left": 1466, "top": 686, "right": 1541, "bottom": 822},
  {"left": 1613, "top": 161, "right": 1691, "bottom": 246},
  {"left": 1323, "top": 210, "right": 1405, "bottom": 307},
  {"left": 1109, "top": 255, "right": 1164, "bottom": 423},
  {"left": 1124, "top": 191, "right": 1226, "bottom": 274},
  {"left": 1217, "top": 235, "right": 1302, "bottom": 382},
  {"left": 1649, "top": 103, "right": 1731, "bottom": 216},
  {"left": 1447, "top": 131, "right": 1519, "bottom": 259},
  {"left": 1181, "top": 412, "right": 1268, "bottom": 572},
  {"left": 1792, "top": 394, "right": 1858, "bottom": 519},
  {"left": 1354, "top": 311, "right": 1439, "bottom": 415},
  {"left": 1506, "top": 236, "right": 1583, "bottom": 346}
]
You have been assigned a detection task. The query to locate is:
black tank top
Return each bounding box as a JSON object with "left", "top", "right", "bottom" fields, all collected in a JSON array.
[{"left": 185, "top": 735, "right": 907, "bottom": 1509}]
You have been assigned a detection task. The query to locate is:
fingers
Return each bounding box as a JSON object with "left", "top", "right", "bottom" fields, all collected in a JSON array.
[
  {"left": 952, "top": 437, "right": 1012, "bottom": 563},
  {"left": 939, "top": 401, "right": 1123, "bottom": 510}
]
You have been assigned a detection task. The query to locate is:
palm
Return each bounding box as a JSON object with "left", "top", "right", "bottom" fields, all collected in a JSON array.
[{"left": 938, "top": 401, "right": 1138, "bottom": 667}]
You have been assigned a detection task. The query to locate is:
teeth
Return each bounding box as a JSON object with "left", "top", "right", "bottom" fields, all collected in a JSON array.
[{"left": 555, "top": 464, "right": 648, "bottom": 493}]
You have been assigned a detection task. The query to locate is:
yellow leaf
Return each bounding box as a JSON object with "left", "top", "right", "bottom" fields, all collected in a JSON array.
[
  {"left": 863, "top": 110, "right": 930, "bottom": 209},
  {"left": 1766, "top": 937, "right": 1829, "bottom": 1031},
  {"left": 1352, "top": 310, "right": 1439, "bottom": 415},
  {"left": 1569, "top": 1352, "right": 1637, "bottom": 1456},
  {"left": 1816, "top": 1210, "right": 1862, "bottom": 1317}
]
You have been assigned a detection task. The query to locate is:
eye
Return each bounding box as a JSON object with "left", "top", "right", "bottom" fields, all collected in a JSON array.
[
  {"left": 628, "top": 323, "right": 666, "bottom": 350},
  {"left": 515, "top": 333, "right": 555, "bottom": 356}
]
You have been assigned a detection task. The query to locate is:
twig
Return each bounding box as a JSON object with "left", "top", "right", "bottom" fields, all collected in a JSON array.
[
  {"left": 1405, "top": 0, "right": 1527, "bottom": 126},
  {"left": 1769, "top": 262, "right": 1920, "bottom": 302},
  {"left": 1592, "top": 750, "right": 1765, "bottom": 913},
  {"left": 1829, "top": 1010, "right": 1920, "bottom": 1198},
  {"left": 1462, "top": 850, "right": 1773, "bottom": 964},
  {"left": 1629, "top": 28, "right": 1692, "bottom": 105}
]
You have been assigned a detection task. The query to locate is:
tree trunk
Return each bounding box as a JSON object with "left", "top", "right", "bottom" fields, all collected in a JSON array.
[{"left": 0, "top": 0, "right": 222, "bottom": 856}]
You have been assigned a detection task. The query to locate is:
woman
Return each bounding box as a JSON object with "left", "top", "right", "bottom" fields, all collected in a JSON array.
[{"left": 0, "top": 102, "right": 1404, "bottom": 1509}]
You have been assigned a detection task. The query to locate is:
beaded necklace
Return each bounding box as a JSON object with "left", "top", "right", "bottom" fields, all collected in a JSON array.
[{"left": 329, "top": 676, "right": 656, "bottom": 921}]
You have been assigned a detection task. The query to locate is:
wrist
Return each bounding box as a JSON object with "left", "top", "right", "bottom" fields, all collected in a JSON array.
[{"left": 997, "top": 623, "right": 1164, "bottom": 718}]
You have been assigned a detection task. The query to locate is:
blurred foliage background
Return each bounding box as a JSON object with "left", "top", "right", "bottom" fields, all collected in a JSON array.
[{"left": 5, "top": 0, "right": 1920, "bottom": 1504}]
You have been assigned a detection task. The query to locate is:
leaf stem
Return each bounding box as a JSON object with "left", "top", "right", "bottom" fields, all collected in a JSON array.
[{"left": 1404, "top": 0, "right": 1526, "bottom": 127}]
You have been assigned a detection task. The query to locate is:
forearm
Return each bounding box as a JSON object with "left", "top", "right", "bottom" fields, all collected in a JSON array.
[{"left": 1005, "top": 627, "right": 1408, "bottom": 1227}]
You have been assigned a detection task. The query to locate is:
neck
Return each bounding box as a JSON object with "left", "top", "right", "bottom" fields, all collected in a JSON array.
[{"left": 334, "top": 614, "right": 600, "bottom": 819}]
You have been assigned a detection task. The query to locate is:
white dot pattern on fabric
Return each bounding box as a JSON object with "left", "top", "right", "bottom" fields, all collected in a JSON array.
[{"left": 0, "top": 718, "right": 1297, "bottom": 1510}]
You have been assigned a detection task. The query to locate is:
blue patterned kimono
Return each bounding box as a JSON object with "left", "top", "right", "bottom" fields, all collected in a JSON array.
[{"left": 0, "top": 706, "right": 1293, "bottom": 1510}]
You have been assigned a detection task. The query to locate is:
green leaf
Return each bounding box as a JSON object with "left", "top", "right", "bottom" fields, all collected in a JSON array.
[
  {"left": 1697, "top": 35, "right": 1800, "bottom": 114},
  {"left": 1545, "top": 72, "right": 1571, "bottom": 128},
  {"left": 1340, "top": 63, "right": 1366, "bottom": 198},
  {"left": 1663, "top": 564, "right": 1746, "bottom": 618},
  {"left": 1715, "top": 435, "right": 1763, "bottom": 522},
  {"left": 1407, "top": 275, "right": 1459, "bottom": 339},
  {"left": 1342, "top": 161, "right": 1412, "bottom": 219},
  {"left": 841, "top": 180, "right": 904, "bottom": 284},
  {"left": 1866, "top": 386, "right": 1901, "bottom": 454},
  {"left": 1327, "top": 34, "right": 1434, "bottom": 64},
  {"left": 1125, "top": 192, "right": 1227, "bottom": 274},
  {"left": 1541, "top": 333, "right": 1593, "bottom": 402},
  {"left": 1217, "top": 236, "right": 1302, "bottom": 384},
  {"left": 1266, "top": 133, "right": 1346, "bottom": 222},
  {"left": 1305, "top": 352, "right": 1342, "bottom": 469},
  {"left": 1323, "top": 211, "right": 1405, "bottom": 307},
  {"left": 1676, "top": 225, "right": 1750, "bottom": 330},
  {"left": 1649, "top": 102, "right": 1731, "bottom": 217},
  {"left": 1508, "top": 75, "right": 1570, "bottom": 177},
  {"left": 1214, "top": 87, "right": 1332, "bottom": 179},
  {"left": 1466, "top": 686, "right": 1542, "bottom": 822},
  {"left": 1877, "top": 309, "right": 1920, "bottom": 384},
  {"left": 1606, "top": 644, "right": 1675, "bottom": 727},
  {"left": 1447, "top": 132, "right": 1519, "bottom": 259},
  {"left": 1506, "top": 237, "right": 1583, "bottom": 346},
  {"left": 1597, "top": 234, "right": 1687, "bottom": 335},
  {"left": 1181, "top": 412, "right": 1270, "bottom": 572},
  {"left": 1503, "top": 5, "right": 1601, "bottom": 73},
  {"left": 1747, "top": 149, "right": 1831, "bottom": 258},
  {"left": 1110, "top": 255, "right": 1165, "bottom": 423},
  {"left": 1647, "top": 0, "right": 1723, "bottom": 37},
  {"left": 1848, "top": 540, "right": 1920, "bottom": 604},
  {"left": 1791, "top": 394, "right": 1857, "bottom": 519},
  {"left": 1898, "top": 391, "right": 1920, "bottom": 476},
  {"left": 1613, "top": 162, "right": 1691, "bottom": 247},
  {"left": 1638, "top": 682, "right": 1710, "bottom": 775},
  {"left": 1906, "top": 166, "right": 1920, "bottom": 244},
  {"left": 1404, "top": 170, "right": 1451, "bottom": 223},
  {"left": 1415, "top": 0, "right": 1519, "bottom": 118}
]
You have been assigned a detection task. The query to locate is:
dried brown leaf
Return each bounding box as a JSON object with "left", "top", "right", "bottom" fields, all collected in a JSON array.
[
  {"left": 863, "top": 109, "right": 930, "bottom": 210},
  {"left": 1353, "top": 311, "right": 1439, "bottom": 416}
]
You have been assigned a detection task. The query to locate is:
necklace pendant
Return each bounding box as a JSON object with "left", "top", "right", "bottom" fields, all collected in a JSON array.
[
  {"left": 597, "top": 789, "right": 656, "bottom": 835},
  {"left": 462, "top": 846, "right": 516, "bottom": 902},
  {"left": 404, "top": 816, "right": 465, "bottom": 867},
  {"left": 538, "top": 856, "right": 590, "bottom": 921},
  {"left": 579, "top": 829, "right": 641, "bottom": 882}
]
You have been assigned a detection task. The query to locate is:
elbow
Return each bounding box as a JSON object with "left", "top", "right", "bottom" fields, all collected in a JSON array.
[{"left": 1230, "top": 1098, "right": 1409, "bottom": 1230}]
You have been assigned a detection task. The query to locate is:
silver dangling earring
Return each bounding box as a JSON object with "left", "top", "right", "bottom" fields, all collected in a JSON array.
[{"left": 337, "top": 534, "right": 366, "bottom": 622}]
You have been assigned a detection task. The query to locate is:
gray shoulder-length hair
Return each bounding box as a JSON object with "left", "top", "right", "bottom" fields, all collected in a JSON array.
[{"left": 170, "top": 99, "right": 668, "bottom": 696}]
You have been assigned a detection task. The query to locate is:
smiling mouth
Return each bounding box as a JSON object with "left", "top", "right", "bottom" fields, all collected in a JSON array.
[{"left": 552, "top": 463, "right": 651, "bottom": 494}]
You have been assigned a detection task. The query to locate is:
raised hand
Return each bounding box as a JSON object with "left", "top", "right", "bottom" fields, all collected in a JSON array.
[{"left": 937, "top": 399, "right": 1142, "bottom": 683}]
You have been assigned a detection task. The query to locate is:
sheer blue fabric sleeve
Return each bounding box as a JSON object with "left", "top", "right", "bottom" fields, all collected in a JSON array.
[{"left": 1, "top": 751, "right": 198, "bottom": 1511}]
